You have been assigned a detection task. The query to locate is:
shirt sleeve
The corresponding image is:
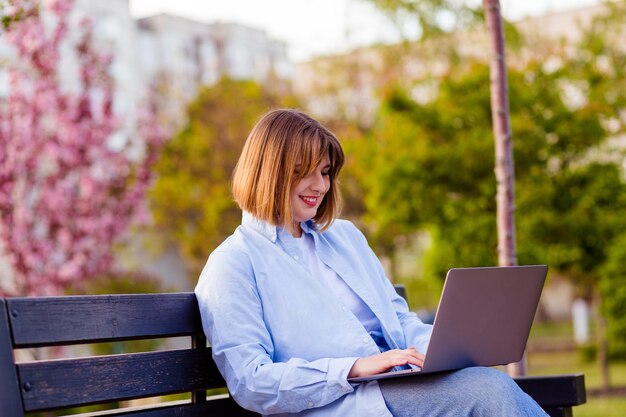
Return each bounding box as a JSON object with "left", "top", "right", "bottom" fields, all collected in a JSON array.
[{"left": 195, "top": 249, "right": 358, "bottom": 415}]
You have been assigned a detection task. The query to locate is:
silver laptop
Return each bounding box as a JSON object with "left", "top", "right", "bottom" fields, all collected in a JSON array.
[{"left": 348, "top": 265, "right": 547, "bottom": 382}]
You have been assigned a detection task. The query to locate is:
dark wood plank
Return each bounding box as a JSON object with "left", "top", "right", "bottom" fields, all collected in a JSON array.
[
  {"left": 68, "top": 397, "right": 260, "bottom": 417},
  {"left": 0, "top": 299, "right": 26, "bottom": 417},
  {"left": 544, "top": 407, "right": 573, "bottom": 417},
  {"left": 393, "top": 285, "right": 406, "bottom": 301},
  {"left": 191, "top": 332, "right": 208, "bottom": 404},
  {"left": 18, "top": 348, "right": 224, "bottom": 411},
  {"left": 7, "top": 293, "right": 202, "bottom": 347},
  {"left": 514, "top": 374, "right": 586, "bottom": 407}
]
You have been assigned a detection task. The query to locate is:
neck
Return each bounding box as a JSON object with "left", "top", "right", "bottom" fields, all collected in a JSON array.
[{"left": 291, "top": 222, "right": 303, "bottom": 238}]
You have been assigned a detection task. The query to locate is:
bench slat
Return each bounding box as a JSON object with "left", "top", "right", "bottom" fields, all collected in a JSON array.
[
  {"left": 514, "top": 374, "right": 586, "bottom": 407},
  {"left": 112, "top": 399, "right": 259, "bottom": 417},
  {"left": 18, "top": 348, "right": 223, "bottom": 411},
  {"left": 544, "top": 407, "right": 573, "bottom": 417},
  {"left": 1, "top": 300, "right": 25, "bottom": 417},
  {"left": 65, "top": 398, "right": 260, "bottom": 417},
  {"left": 7, "top": 293, "right": 202, "bottom": 347}
]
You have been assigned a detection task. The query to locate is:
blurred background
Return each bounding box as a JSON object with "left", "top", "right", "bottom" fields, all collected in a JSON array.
[{"left": 1, "top": 0, "right": 625, "bottom": 415}]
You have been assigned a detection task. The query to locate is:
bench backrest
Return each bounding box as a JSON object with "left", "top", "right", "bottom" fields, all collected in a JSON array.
[
  {"left": 0, "top": 293, "right": 257, "bottom": 417},
  {"left": 0, "top": 289, "right": 585, "bottom": 417}
]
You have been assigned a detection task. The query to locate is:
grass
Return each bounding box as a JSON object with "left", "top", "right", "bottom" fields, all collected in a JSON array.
[
  {"left": 528, "top": 319, "right": 577, "bottom": 341},
  {"left": 575, "top": 397, "right": 626, "bottom": 417},
  {"left": 526, "top": 321, "right": 626, "bottom": 417},
  {"left": 528, "top": 350, "right": 626, "bottom": 416}
]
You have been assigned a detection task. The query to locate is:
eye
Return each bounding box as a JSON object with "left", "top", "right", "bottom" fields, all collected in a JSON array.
[
  {"left": 293, "top": 163, "right": 302, "bottom": 176},
  {"left": 321, "top": 170, "right": 330, "bottom": 176}
]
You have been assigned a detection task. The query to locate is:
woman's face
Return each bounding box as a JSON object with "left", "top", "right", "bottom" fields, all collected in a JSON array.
[{"left": 290, "top": 153, "right": 331, "bottom": 234}]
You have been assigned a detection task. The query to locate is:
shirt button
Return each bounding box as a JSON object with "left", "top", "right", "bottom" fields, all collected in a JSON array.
[
  {"left": 307, "top": 401, "right": 314, "bottom": 408},
  {"left": 342, "top": 306, "right": 348, "bottom": 311},
  {"left": 362, "top": 336, "right": 369, "bottom": 344},
  {"left": 293, "top": 255, "right": 299, "bottom": 260}
]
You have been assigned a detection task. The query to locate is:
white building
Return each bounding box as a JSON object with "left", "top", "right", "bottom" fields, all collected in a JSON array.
[
  {"left": 0, "top": 0, "right": 291, "bottom": 124},
  {"left": 136, "top": 14, "right": 292, "bottom": 125}
]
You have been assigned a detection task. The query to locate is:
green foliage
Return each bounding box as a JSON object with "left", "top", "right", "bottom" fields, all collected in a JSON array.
[
  {"left": 1, "top": 0, "right": 33, "bottom": 30},
  {"left": 345, "top": 10, "right": 626, "bottom": 285},
  {"left": 353, "top": 66, "right": 498, "bottom": 281},
  {"left": 600, "top": 233, "right": 626, "bottom": 359},
  {"left": 149, "top": 78, "right": 298, "bottom": 278},
  {"left": 578, "top": 343, "right": 597, "bottom": 363},
  {"left": 66, "top": 269, "right": 166, "bottom": 295},
  {"left": 344, "top": 0, "right": 626, "bottom": 386},
  {"left": 519, "top": 163, "right": 626, "bottom": 284}
]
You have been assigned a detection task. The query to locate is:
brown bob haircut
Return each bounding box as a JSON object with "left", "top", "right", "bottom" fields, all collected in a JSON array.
[{"left": 232, "top": 109, "right": 344, "bottom": 233}]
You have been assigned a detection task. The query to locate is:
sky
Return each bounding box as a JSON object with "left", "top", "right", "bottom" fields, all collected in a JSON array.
[{"left": 129, "top": 0, "right": 603, "bottom": 62}]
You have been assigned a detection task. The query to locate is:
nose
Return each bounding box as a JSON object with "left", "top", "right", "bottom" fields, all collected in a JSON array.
[{"left": 311, "top": 172, "right": 328, "bottom": 193}]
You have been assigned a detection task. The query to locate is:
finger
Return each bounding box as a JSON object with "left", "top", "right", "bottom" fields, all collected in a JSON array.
[
  {"left": 403, "top": 351, "right": 425, "bottom": 366},
  {"left": 407, "top": 356, "right": 424, "bottom": 367},
  {"left": 386, "top": 357, "right": 410, "bottom": 368},
  {"left": 386, "top": 351, "right": 423, "bottom": 367},
  {"left": 399, "top": 348, "right": 424, "bottom": 359},
  {"left": 406, "top": 346, "right": 424, "bottom": 355},
  {"left": 382, "top": 349, "right": 424, "bottom": 366}
]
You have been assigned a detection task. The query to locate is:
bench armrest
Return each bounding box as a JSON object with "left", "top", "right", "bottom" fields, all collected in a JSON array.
[{"left": 513, "top": 374, "right": 586, "bottom": 407}]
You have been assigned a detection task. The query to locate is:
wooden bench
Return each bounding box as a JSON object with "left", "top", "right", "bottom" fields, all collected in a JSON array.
[{"left": 1, "top": 290, "right": 586, "bottom": 417}]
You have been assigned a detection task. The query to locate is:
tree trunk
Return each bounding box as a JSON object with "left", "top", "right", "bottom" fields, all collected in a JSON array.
[
  {"left": 594, "top": 291, "right": 611, "bottom": 392},
  {"left": 482, "top": 0, "right": 523, "bottom": 377}
]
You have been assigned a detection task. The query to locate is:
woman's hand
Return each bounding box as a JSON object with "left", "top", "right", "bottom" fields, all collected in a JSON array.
[{"left": 348, "top": 347, "right": 425, "bottom": 378}]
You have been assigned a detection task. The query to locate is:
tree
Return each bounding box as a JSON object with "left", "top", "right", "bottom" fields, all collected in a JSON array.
[
  {"left": 346, "top": 0, "right": 626, "bottom": 382},
  {"left": 149, "top": 78, "right": 298, "bottom": 281},
  {"left": 482, "top": 0, "right": 516, "bottom": 267},
  {"left": 482, "top": 0, "right": 522, "bottom": 375},
  {"left": 352, "top": 65, "right": 498, "bottom": 277},
  {"left": 356, "top": 50, "right": 626, "bottom": 278},
  {"left": 600, "top": 233, "right": 626, "bottom": 360},
  {"left": 363, "top": 0, "right": 521, "bottom": 373},
  {"left": 356, "top": 0, "right": 626, "bottom": 380},
  {"left": 0, "top": 0, "right": 167, "bottom": 296}
]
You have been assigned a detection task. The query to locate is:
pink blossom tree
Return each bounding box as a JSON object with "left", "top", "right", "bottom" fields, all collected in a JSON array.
[{"left": 0, "top": 0, "right": 167, "bottom": 296}]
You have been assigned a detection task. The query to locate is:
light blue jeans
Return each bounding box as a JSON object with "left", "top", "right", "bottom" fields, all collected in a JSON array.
[{"left": 379, "top": 367, "right": 549, "bottom": 417}]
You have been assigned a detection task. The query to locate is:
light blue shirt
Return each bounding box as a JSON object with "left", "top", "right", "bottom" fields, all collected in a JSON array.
[
  {"left": 195, "top": 212, "right": 432, "bottom": 417},
  {"left": 294, "top": 233, "right": 383, "bottom": 345}
]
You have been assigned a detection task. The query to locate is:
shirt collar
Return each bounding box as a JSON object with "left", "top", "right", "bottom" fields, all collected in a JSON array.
[{"left": 242, "top": 211, "right": 318, "bottom": 243}]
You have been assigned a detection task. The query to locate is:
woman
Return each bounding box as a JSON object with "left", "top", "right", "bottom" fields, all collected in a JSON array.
[{"left": 195, "top": 109, "right": 547, "bottom": 417}]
